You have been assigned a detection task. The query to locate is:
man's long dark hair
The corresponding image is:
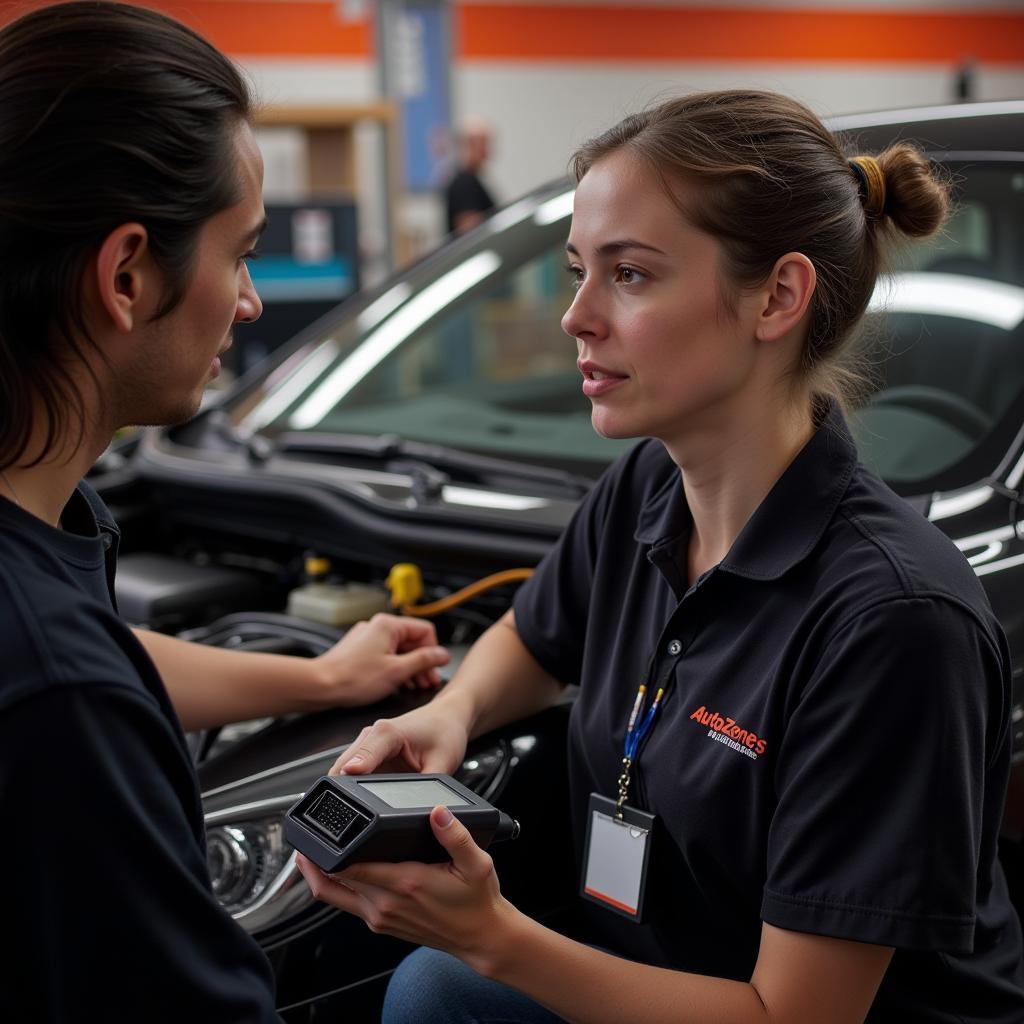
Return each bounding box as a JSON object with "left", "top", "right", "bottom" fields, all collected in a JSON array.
[{"left": 0, "top": 1, "right": 254, "bottom": 467}]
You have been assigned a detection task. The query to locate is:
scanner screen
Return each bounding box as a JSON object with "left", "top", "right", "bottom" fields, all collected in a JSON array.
[{"left": 358, "top": 779, "right": 472, "bottom": 809}]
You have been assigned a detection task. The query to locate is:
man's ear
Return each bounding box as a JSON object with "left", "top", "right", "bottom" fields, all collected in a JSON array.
[
  {"left": 92, "top": 223, "right": 153, "bottom": 333},
  {"left": 755, "top": 252, "right": 816, "bottom": 344}
]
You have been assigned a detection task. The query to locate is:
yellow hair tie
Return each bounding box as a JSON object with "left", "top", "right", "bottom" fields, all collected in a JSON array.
[{"left": 849, "top": 155, "right": 887, "bottom": 219}]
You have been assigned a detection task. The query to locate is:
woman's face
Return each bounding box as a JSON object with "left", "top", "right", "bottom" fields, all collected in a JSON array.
[{"left": 562, "top": 149, "right": 764, "bottom": 451}]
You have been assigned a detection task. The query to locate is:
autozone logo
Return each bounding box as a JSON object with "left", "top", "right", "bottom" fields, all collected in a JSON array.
[{"left": 689, "top": 705, "right": 767, "bottom": 759}]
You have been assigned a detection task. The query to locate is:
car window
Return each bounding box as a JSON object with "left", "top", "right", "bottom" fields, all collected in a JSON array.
[
  {"left": 242, "top": 199, "right": 638, "bottom": 475},
  {"left": 314, "top": 242, "right": 635, "bottom": 470},
  {"left": 243, "top": 163, "right": 1024, "bottom": 492},
  {"left": 852, "top": 164, "right": 1024, "bottom": 494}
]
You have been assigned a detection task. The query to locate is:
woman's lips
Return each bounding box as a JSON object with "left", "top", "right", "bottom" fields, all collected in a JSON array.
[{"left": 579, "top": 364, "right": 627, "bottom": 398}]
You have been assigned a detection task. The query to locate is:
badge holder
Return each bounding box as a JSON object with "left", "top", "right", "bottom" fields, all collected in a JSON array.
[
  {"left": 581, "top": 793, "right": 655, "bottom": 922},
  {"left": 580, "top": 681, "right": 666, "bottom": 923}
]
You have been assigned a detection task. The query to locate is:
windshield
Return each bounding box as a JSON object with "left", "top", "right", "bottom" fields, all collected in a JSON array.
[
  {"left": 238, "top": 163, "right": 1024, "bottom": 492},
  {"left": 238, "top": 187, "right": 635, "bottom": 477}
]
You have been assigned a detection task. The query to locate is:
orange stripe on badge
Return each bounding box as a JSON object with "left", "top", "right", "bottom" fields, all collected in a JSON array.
[
  {"left": 0, "top": 1, "right": 372, "bottom": 57},
  {"left": 457, "top": 4, "right": 1024, "bottom": 64},
  {"left": 584, "top": 886, "right": 637, "bottom": 915}
]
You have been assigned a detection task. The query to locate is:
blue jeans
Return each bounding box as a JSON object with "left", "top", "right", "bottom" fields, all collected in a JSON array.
[{"left": 381, "top": 947, "right": 567, "bottom": 1024}]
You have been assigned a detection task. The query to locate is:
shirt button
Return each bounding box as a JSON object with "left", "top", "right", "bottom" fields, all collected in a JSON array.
[{"left": 667, "top": 639, "right": 682, "bottom": 656}]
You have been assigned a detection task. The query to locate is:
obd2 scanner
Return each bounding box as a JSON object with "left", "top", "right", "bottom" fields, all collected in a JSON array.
[{"left": 285, "top": 773, "right": 520, "bottom": 873}]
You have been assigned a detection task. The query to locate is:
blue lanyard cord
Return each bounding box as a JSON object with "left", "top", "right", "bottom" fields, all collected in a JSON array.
[
  {"left": 626, "top": 684, "right": 646, "bottom": 735},
  {"left": 624, "top": 685, "right": 665, "bottom": 762}
]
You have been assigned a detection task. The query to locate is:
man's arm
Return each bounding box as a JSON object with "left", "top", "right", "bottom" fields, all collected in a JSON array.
[
  {"left": 453, "top": 209, "right": 487, "bottom": 234},
  {"left": 135, "top": 613, "right": 449, "bottom": 731}
]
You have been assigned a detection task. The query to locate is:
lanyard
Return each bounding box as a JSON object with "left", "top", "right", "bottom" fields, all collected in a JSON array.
[{"left": 615, "top": 682, "right": 665, "bottom": 819}]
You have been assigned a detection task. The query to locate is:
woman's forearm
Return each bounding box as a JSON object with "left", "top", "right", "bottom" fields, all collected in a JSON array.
[
  {"left": 430, "top": 609, "right": 566, "bottom": 740},
  {"left": 473, "top": 908, "right": 889, "bottom": 1024},
  {"left": 477, "top": 910, "right": 769, "bottom": 1024}
]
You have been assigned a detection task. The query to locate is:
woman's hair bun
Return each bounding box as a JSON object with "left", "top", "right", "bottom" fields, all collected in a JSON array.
[{"left": 875, "top": 142, "right": 950, "bottom": 239}]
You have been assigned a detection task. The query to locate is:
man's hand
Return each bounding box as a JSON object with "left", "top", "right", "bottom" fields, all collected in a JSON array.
[{"left": 312, "top": 613, "right": 449, "bottom": 707}]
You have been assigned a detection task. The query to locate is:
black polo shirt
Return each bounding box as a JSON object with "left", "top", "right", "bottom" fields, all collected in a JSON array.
[
  {"left": 0, "top": 482, "right": 281, "bottom": 1022},
  {"left": 514, "top": 407, "right": 1024, "bottom": 1021},
  {"left": 445, "top": 168, "right": 495, "bottom": 234}
]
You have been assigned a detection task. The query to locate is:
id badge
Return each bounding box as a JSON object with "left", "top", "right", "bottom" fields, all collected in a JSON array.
[{"left": 581, "top": 793, "right": 656, "bottom": 922}]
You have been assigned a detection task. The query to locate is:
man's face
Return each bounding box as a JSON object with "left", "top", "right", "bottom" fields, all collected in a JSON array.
[
  {"left": 464, "top": 128, "right": 490, "bottom": 170},
  {"left": 117, "top": 123, "right": 265, "bottom": 427}
]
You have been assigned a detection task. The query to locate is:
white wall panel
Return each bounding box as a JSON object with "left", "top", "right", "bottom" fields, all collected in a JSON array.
[
  {"left": 455, "top": 62, "right": 1024, "bottom": 201},
  {"left": 241, "top": 58, "right": 377, "bottom": 106}
]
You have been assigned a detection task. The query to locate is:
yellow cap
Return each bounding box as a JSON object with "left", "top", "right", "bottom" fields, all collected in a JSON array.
[
  {"left": 305, "top": 556, "right": 331, "bottom": 577},
  {"left": 386, "top": 563, "right": 424, "bottom": 608}
]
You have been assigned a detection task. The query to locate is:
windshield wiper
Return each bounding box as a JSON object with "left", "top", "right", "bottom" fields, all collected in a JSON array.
[
  {"left": 265, "top": 430, "right": 594, "bottom": 500},
  {"left": 195, "top": 411, "right": 595, "bottom": 499}
]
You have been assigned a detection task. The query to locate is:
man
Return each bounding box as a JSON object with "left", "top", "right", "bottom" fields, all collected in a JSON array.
[
  {"left": 445, "top": 118, "right": 497, "bottom": 235},
  {"left": 0, "top": 4, "right": 445, "bottom": 1019}
]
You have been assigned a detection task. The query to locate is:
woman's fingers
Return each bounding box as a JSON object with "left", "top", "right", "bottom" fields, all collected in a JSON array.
[
  {"left": 330, "top": 719, "right": 408, "bottom": 775},
  {"left": 429, "top": 805, "right": 495, "bottom": 881},
  {"left": 296, "top": 854, "right": 361, "bottom": 910}
]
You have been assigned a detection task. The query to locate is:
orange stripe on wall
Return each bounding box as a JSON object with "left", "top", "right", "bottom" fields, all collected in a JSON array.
[
  {"left": 0, "top": 1, "right": 372, "bottom": 57},
  {"left": 457, "top": 4, "right": 1024, "bottom": 64}
]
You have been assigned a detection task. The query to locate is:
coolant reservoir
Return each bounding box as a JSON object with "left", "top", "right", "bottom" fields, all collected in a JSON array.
[{"left": 287, "top": 556, "right": 390, "bottom": 627}]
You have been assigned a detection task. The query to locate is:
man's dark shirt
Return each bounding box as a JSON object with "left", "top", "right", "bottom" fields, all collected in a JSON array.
[
  {"left": 445, "top": 167, "right": 494, "bottom": 234},
  {"left": 514, "top": 407, "right": 1024, "bottom": 1021},
  {"left": 0, "top": 483, "right": 281, "bottom": 1022}
]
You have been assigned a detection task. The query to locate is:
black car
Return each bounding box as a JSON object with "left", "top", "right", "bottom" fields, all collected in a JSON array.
[{"left": 93, "top": 99, "right": 1024, "bottom": 1019}]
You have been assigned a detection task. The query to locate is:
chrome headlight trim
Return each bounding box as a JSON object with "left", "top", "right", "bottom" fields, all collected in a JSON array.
[{"left": 205, "top": 794, "right": 317, "bottom": 934}]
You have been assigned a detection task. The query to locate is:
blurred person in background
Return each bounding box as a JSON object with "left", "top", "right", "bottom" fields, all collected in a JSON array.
[
  {"left": 445, "top": 117, "right": 497, "bottom": 235},
  {"left": 0, "top": 3, "right": 446, "bottom": 1020}
]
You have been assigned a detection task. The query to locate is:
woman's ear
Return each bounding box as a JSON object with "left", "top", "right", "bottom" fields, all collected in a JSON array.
[
  {"left": 92, "top": 223, "right": 153, "bottom": 333},
  {"left": 755, "top": 252, "right": 816, "bottom": 344}
]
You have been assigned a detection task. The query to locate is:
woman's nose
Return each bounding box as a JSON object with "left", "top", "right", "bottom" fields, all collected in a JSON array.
[
  {"left": 561, "top": 282, "right": 604, "bottom": 342},
  {"left": 237, "top": 262, "right": 263, "bottom": 324}
]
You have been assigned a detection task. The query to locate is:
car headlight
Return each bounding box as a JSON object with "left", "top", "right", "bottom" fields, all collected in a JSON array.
[
  {"left": 205, "top": 797, "right": 315, "bottom": 935},
  {"left": 454, "top": 740, "right": 510, "bottom": 800},
  {"left": 207, "top": 820, "right": 290, "bottom": 911}
]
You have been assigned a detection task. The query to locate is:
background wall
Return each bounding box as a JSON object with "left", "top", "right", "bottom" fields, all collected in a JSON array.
[
  {"left": 451, "top": 0, "right": 1024, "bottom": 204},
  {"left": 5, "top": 0, "right": 1024, "bottom": 268}
]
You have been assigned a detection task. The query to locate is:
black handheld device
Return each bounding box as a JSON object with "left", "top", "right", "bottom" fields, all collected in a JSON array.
[{"left": 285, "top": 772, "right": 520, "bottom": 873}]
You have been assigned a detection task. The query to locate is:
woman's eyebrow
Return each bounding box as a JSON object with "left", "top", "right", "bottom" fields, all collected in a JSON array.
[
  {"left": 239, "top": 215, "right": 268, "bottom": 247},
  {"left": 565, "top": 239, "right": 667, "bottom": 257}
]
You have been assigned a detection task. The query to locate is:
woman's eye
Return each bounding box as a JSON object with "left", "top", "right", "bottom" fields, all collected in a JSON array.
[
  {"left": 240, "top": 248, "right": 261, "bottom": 266},
  {"left": 618, "top": 265, "right": 643, "bottom": 284},
  {"left": 565, "top": 263, "right": 584, "bottom": 289}
]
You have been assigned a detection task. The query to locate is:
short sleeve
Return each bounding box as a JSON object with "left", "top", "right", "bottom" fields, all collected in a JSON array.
[
  {"left": 0, "top": 684, "right": 282, "bottom": 1022},
  {"left": 447, "top": 171, "right": 492, "bottom": 216},
  {"left": 513, "top": 459, "right": 620, "bottom": 687},
  {"left": 762, "top": 595, "right": 1009, "bottom": 953}
]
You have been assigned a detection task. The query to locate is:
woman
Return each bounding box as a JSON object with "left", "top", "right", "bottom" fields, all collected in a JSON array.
[
  {"left": 298, "top": 91, "right": 1024, "bottom": 1022},
  {"left": 0, "top": 3, "right": 445, "bottom": 1020}
]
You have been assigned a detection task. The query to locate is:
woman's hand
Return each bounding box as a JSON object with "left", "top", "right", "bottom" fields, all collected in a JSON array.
[
  {"left": 296, "top": 805, "right": 518, "bottom": 975},
  {"left": 330, "top": 693, "right": 474, "bottom": 776},
  {"left": 311, "top": 613, "right": 450, "bottom": 708}
]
